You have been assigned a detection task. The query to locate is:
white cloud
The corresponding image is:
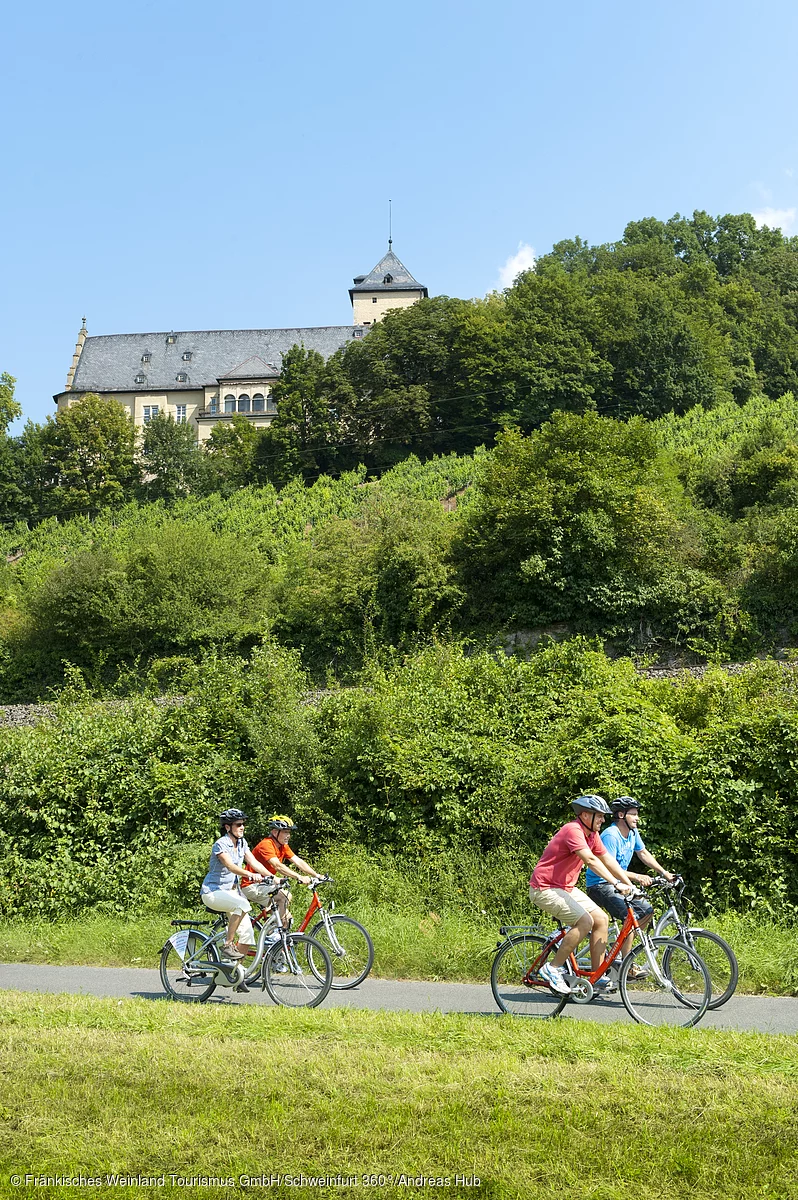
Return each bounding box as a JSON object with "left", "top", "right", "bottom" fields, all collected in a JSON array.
[
  {"left": 752, "top": 206, "right": 797, "bottom": 233},
  {"left": 497, "top": 242, "right": 536, "bottom": 289}
]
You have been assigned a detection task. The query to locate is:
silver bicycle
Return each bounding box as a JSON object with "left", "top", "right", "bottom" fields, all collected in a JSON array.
[
  {"left": 159, "top": 880, "right": 333, "bottom": 1008},
  {"left": 650, "top": 876, "right": 738, "bottom": 1009}
]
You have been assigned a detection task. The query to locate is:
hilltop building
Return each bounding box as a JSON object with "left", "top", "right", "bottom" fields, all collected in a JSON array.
[{"left": 54, "top": 248, "right": 427, "bottom": 443}]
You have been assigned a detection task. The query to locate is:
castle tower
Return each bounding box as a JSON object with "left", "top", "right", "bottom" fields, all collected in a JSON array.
[{"left": 350, "top": 248, "right": 428, "bottom": 326}]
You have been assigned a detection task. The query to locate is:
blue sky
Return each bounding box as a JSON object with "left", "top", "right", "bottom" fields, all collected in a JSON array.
[{"left": 3, "top": 0, "right": 798, "bottom": 428}]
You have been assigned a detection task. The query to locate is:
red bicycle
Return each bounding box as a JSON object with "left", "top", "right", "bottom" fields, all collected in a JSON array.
[
  {"left": 491, "top": 888, "right": 711, "bottom": 1027},
  {"left": 252, "top": 875, "right": 374, "bottom": 990}
]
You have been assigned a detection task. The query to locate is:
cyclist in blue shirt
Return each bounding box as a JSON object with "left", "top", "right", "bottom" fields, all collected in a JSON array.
[{"left": 585, "top": 796, "right": 674, "bottom": 977}]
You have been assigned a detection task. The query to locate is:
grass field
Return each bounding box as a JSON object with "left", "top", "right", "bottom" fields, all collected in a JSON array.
[
  {"left": 1, "top": 907, "right": 797, "bottom": 996},
  {"left": 1, "top": 991, "right": 797, "bottom": 1200}
]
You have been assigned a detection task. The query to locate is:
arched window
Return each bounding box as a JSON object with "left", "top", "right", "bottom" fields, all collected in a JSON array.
[
  {"left": 238, "top": 394, "right": 251, "bottom": 413},
  {"left": 224, "top": 394, "right": 236, "bottom": 413},
  {"left": 252, "top": 393, "right": 265, "bottom": 412}
]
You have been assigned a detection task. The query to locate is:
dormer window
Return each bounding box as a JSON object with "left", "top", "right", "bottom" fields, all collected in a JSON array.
[
  {"left": 383, "top": 273, "right": 394, "bottom": 284},
  {"left": 166, "top": 335, "right": 176, "bottom": 345},
  {"left": 141, "top": 353, "right": 151, "bottom": 363},
  {"left": 353, "top": 329, "right": 364, "bottom": 338},
  {"left": 134, "top": 374, "right": 146, "bottom": 384},
  {"left": 182, "top": 351, "right": 192, "bottom": 361},
  {"left": 175, "top": 372, "right": 188, "bottom": 383}
]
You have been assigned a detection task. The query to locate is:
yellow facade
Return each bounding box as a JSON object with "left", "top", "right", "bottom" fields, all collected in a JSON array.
[
  {"left": 352, "top": 289, "right": 423, "bottom": 326},
  {"left": 56, "top": 383, "right": 277, "bottom": 441}
]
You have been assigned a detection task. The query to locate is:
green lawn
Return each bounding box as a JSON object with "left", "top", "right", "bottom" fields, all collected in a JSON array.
[
  {"left": 1, "top": 991, "right": 797, "bottom": 1200},
  {"left": 1, "top": 907, "right": 797, "bottom": 995}
]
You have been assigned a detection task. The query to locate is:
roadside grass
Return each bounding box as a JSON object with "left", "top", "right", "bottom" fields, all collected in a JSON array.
[
  {"left": 1, "top": 906, "right": 797, "bottom": 995},
  {"left": 1, "top": 991, "right": 798, "bottom": 1200}
]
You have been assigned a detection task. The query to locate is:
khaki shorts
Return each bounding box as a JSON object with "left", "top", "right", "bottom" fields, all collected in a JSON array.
[{"left": 529, "top": 885, "right": 602, "bottom": 926}]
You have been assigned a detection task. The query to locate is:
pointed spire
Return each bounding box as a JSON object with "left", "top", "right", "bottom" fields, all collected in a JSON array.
[{"left": 65, "top": 318, "right": 88, "bottom": 391}]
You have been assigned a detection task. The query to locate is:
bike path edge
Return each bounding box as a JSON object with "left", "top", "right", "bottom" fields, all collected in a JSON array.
[{"left": 1, "top": 962, "right": 798, "bottom": 1033}]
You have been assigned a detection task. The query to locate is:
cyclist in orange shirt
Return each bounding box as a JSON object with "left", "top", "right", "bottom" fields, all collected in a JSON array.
[{"left": 241, "top": 815, "right": 321, "bottom": 928}]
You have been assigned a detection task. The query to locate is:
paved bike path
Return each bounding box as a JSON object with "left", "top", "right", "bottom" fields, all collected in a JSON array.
[{"left": 1, "top": 963, "right": 798, "bottom": 1032}]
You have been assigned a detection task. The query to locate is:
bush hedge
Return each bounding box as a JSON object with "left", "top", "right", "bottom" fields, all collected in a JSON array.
[{"left": 2, "top": 639, "right": 797, "bottom": 921}]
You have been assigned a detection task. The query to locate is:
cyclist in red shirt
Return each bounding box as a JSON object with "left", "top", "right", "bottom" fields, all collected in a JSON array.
[
  {"left": 529, "top": 795, "right": 634, "bottom": 995},
  {"left": 241, "top": 815, "right": 321, "bottom": 929}
]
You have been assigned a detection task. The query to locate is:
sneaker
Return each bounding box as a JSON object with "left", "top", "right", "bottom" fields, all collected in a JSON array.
[
  {"left": 271, "top": 953, "right": 290, "bottom": 974},
  {"left": 234, "top": 981, "right": 251, "bottom": 994},
  {"left": 592, "top": 976, "right": 617, "bottom": 995},
  {"left": 222, "top": 945, "right": 245, "bottom": 960},
  {"left": 539, "top": 961, "right": 571, "bottom": 995}
]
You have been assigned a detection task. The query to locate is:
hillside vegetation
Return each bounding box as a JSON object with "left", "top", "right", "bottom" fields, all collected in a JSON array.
[{"left": 2, "top": 389, "right": 798, "bottom": 697}]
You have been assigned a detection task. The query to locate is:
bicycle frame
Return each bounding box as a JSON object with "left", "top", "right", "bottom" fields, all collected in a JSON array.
[
  {"left": 516, "top": 898, "right": 676, "bottom": 993},
  {"left": 297, "top": 888, "right": 323, "bottom": 932},
  {"left": 296, "top": 881, "right": 346, "bottom": 957},
  {"left": 652, "top": 879, "right": 691, "bottom": 938},
  {"left": 167, "top": 923, "right": 245, "bottom": 989}
]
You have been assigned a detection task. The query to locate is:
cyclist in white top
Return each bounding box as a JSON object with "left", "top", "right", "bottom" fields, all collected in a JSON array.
[{"left": 200, "top": 809, "right": 272, "bottom": 959}]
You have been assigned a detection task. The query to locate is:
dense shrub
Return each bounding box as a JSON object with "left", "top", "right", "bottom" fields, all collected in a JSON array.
[{"left": 2, "top": 641, "right": 798, "bottom": 921}]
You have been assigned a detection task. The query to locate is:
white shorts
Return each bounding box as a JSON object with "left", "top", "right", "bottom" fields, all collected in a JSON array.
[
  {"left": 200, "top": 888, "right": 255, "bottom": 945},
  {"left": 529, "top": 885, "right": 602, "bottom": 927}
]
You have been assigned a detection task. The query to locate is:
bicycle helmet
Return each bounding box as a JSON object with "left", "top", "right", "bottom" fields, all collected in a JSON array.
[
  {"left": 267, "top": 814, "right": 297, "bottom": 831},
  {"left": 218, "top": 808, "right": 248, "bottom": 835},
  {"left": 571, "top": 794, "right": 611, "bottom": 815},
  {"left": 611, "top": 796, "right": 641, "bottom": 817}
]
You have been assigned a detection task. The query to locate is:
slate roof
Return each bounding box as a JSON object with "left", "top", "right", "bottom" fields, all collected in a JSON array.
[
  {"left": 349, "top": 250, "right": 428, "bottom": 296},
  {"left": 62, "top": 326, "right": 365, "bottom": 397}
]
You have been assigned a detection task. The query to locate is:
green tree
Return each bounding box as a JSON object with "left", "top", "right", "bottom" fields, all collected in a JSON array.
[
  {"left": 262, "top": 346, "right": 342, "bottom": 485},
  {"left": 203, "top": 413, "right": 262, "bottom": 493},
  {"left": 139, "top": 413, "right": 208, "bottom": 503},
  {"left": 338, "top": 298, "right": 470, "bottom": 465},
  {"left": 452, "top": 412, "right": 700, "bottom": 634},
  {"left": 496, "top": 269, "right": 612, "bottom": 425},
  {"left": 0, "top": 374, "right": 23, "bottom": 526},
  {"left": 38, "top": 395, "right": 140, "bottom": 518}
]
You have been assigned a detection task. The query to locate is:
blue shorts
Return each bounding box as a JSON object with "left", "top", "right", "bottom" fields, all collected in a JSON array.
[{"left": 586, "top": 881, "right": 653, "bottom": 923}]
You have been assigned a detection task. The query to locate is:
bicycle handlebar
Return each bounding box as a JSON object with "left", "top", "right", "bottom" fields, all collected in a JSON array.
[
  {"left": 649, "top": 874, "right": 684, "bottom": 892},
  {"left": 614, "top": 884, "right": 645, "bottom": 900}
]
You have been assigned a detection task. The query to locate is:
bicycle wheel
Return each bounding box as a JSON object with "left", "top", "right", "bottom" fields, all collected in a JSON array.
[
  {"left": 308, "top": 915, "right": 374, "bottom": 989},
  {"left": 619, "top": 938, "right": 710, "bottom": 1028},
  {"left": 656, "top": 922, "right": 738, "bottom": 1009},
  {"left": 262, "top": 934, "right": 333, "bottom": 1008},
  {"left": 159, "top": 930, "right": 217, "bottom": 1003},
  {"left": 491, "top": 934, "right": 568, "bottom": 1018}
]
